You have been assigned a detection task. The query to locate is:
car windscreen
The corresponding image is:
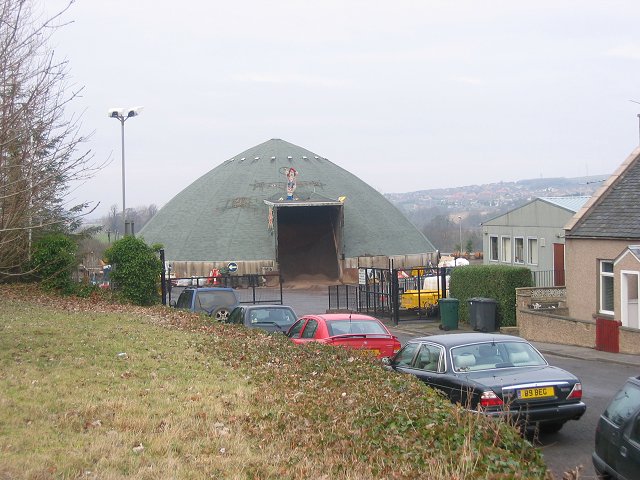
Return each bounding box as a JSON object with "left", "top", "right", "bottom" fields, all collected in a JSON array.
[
  {"left": 326, "top": 320, "right": 387, "bottom": 336},
  {"left": 451, "top": 341, "right": 547, "bottom": 372},
  {"left": 196, "top": 291, "right": 237, "bottom": 312},
  {"left": 249, "top": 308, "right": 296, "bottom": 325},
  {"left": 603, "top": 381, "right": 640, "bottom": 427}
]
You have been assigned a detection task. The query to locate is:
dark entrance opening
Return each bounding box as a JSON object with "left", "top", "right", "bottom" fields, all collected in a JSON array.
[{"left": 276, "top": 205, "right": 342, "bottom": 283}]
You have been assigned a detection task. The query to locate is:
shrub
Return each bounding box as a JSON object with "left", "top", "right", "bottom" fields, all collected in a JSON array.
[
  {"left": 30, "top": 233, "right": 77, "bottom": 293},
  {"left": 104, "top": 236, "right": 163, "bottom": 305},
  {"left": 449, "top": 265, "right": 532, "bottom": 327}
]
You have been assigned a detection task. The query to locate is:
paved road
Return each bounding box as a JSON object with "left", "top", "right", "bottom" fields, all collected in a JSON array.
[{"left": 538, "top": 354, "right": 634, "bottom": 479}]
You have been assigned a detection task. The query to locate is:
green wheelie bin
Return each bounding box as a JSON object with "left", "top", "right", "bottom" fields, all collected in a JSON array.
[{"left": 438, "top": 297, "right": 459, "bottom": 331}]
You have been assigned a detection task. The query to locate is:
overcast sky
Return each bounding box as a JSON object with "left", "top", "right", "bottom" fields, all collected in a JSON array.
[{"left": 41, "top": 0, "right": 640, "bottom": 218}]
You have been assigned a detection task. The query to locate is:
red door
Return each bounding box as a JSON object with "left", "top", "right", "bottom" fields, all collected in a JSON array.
[{"left": 553, "top": 243, "right": 565, "bottom": 286}]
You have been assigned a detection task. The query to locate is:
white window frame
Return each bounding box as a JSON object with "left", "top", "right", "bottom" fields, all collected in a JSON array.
[
  {"left": 620, "top": 270, "right": 640, "bottom": 329},
  {"left": 599, "top": 260, "right": 614, "bottom": 315},
  {"left": 489, "top": 235, "right": 499, "bottom": 262},
  {"left": 514, "top": 237, "right": 525, "bottom": 264},
  {"left": 501, "top": 236, "right": 512, "bottom": 263},
  {"left": 527, "top": 237, "right": 538, "bottom": 266}
]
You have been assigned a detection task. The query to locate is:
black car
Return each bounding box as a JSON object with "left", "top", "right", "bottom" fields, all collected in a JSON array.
[
  {"left": 226, "top": 305, "right": 298, "bottom": 333},
  {"left": 593, "top": 375, "right": 640, "bottom": 479},
  {"left": 383, "top": 332, "right": 586, "bottom": 432}
]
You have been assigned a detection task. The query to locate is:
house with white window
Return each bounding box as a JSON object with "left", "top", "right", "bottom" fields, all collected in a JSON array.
[
  {"left": 564, "top": 147, "right": 640, "bottom": 331},
  {"left": 516, "top": 147, "right": 640, "bottom": 355},
  {"left": 482, "top": 196, "right": 590, "bottom": 286}
]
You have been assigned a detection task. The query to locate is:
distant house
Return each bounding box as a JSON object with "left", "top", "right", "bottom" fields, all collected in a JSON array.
[
  {"left": 564, "top": 148, "right": 640, "bottom": 329},
  {"left": 481, "top": 196, "right": 590, "bottom": 286}
]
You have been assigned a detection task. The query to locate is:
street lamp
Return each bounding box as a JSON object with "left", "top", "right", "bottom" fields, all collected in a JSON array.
[{"left": 108, "top": 106, "right": 143, "bottom": 235}]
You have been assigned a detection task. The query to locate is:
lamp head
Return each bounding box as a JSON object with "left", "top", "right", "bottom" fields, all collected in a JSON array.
[
  {"left": 108, "top": 107, "right": 125, "bottom": 118},
  {"left": 127, "top": 106, "right": 144, "bottom": 118}
]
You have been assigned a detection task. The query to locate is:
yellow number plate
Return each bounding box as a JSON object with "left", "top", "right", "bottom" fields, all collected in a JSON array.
[{"left": 518, "top": 387, "right": 554, "bottom": 399}]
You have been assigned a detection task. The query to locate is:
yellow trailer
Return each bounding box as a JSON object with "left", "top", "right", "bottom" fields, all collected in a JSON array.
[
  {"left": 399, "top": 275, "right": 449, "bottom": 317},
  {"left": 400, "top": 289, "right": 440, "bottom": 313}
]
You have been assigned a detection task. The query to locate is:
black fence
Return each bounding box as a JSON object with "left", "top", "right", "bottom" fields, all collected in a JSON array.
[
  {"left": 328, "top": 284, "right": 359, "bottom": 312},
  {"left": 164, "top": 273, "right": 284, "bottom": 306},
  {"left": 328, "top": 266, "right": 450, "bottom": 325}
]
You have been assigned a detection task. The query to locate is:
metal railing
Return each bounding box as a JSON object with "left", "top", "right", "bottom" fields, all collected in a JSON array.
[
  {"left": 531, "top": 270, "right": 565, "bottom": 287},
  {"left": 327, "top": 283, "right": 394, "bottom": 316},
  {"left": 166, "top": 273, "right": 283, "bottom": 306},
  {"left": 328, "top": 284, "right": 359, "bottom": 312},
  {"left": 329, "top": 266, "right": 450, "bottom": 324}
]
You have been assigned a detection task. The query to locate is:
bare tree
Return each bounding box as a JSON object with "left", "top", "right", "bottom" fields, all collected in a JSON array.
[
  {"left": 106, "top": 204, "right": 120, "bottom": 237},
  {"left": 100, "top": 203, "right": 159, "bottom": 238},
  {"left": 145, "top": 204, "right": 158, "bottom": 221},
  {"left": 0, "top": 0, "right": 100, "bottom": 280}
]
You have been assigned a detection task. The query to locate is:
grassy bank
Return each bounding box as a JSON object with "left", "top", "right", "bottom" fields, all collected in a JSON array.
[{"left": 0, "top": 285, "right": 549, "bottom": 479}]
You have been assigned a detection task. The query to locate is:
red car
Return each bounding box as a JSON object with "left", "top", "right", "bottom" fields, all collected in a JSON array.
[{"left": 285, "top": 313, "right": 402, "bottom": 358}]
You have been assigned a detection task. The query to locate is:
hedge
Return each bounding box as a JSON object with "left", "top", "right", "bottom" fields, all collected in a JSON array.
[{"left": 449, "top": 265, "right": 532, "bottom": 327}]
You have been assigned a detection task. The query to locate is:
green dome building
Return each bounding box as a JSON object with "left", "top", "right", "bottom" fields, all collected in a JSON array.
[{"left": 139, "top": 139, "right": 436, "bottom": 282}]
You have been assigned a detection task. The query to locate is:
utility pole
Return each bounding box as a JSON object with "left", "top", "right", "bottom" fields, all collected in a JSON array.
[{"left": 458, "top": 215, "right": 463, "bottom": 257}]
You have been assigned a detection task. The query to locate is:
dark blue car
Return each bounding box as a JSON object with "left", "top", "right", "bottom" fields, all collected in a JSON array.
[{"left": 173, "top": 287, "right": 239, "bottom": 321}]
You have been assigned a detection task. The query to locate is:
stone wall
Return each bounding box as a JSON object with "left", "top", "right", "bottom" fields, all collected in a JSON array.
[
  {"left": 516, "top": 287, "right": 640, "bottom": 354},
  {"left": 620, "top": 327, "right": 640, "bottom": 355},
  {"left": 517, "top": 308, "right": 596, "bottom": 348}
]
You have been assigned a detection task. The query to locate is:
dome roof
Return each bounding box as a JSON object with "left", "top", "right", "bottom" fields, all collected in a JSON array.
[{"left": 139, "top": 139, "right": 435, "bottom": 261}]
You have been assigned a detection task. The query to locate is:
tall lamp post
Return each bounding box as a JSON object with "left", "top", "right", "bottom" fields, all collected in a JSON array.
[{"left": 108, "top": 106, "right": 143, "bottom": 235}]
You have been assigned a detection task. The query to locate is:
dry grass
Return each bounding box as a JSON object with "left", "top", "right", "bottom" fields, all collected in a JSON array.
[
  {"left": 0, "top": 285, "right": 551, "bottom": 479},
  {"left": 0, "top": 301, "right": 285, "bottom": 479}
]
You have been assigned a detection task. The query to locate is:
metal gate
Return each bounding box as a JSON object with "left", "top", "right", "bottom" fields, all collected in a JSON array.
[
  {"left": 163, "top": 272, "right": 284, "bottom": 306},
  {"left": 328, "top": 266, "right": 449, "bottom": 325}
]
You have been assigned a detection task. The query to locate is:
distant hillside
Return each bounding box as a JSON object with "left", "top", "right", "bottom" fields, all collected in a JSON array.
[
  {"left": 384, "top": 174, "right": 609, "bottom": 253},
  {"left": 385, "top": 174, "right": 607, "bottom": 216}
]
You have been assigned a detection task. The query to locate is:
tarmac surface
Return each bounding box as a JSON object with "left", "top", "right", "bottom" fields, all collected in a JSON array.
[{"left": 281, "top": 287, "right": 640, "bottom": 368}]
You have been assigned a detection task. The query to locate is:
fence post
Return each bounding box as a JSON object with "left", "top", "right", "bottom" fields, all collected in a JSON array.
[
  {"left": 345, "top": 285, "right": 349, "bottom": 311},
  {"left": 365, "top": 269, "right": 370, "bottom": 313},
  {"left": 440, "top": 267, "right": 447, "bottom": 299},
  {"left": 392, "top": 268, "right": 399, "bottom": 325},
  {"left": 160, "top": 249, "right": 167, "bottom": 306}
]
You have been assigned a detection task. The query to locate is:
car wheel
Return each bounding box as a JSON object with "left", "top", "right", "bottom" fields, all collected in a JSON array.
[
  {"left": 212, "top": 307, "right": 231, "bottom": 322},
  {"left": 539, "top": 421, "right": 564, "bottom": 434}
]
